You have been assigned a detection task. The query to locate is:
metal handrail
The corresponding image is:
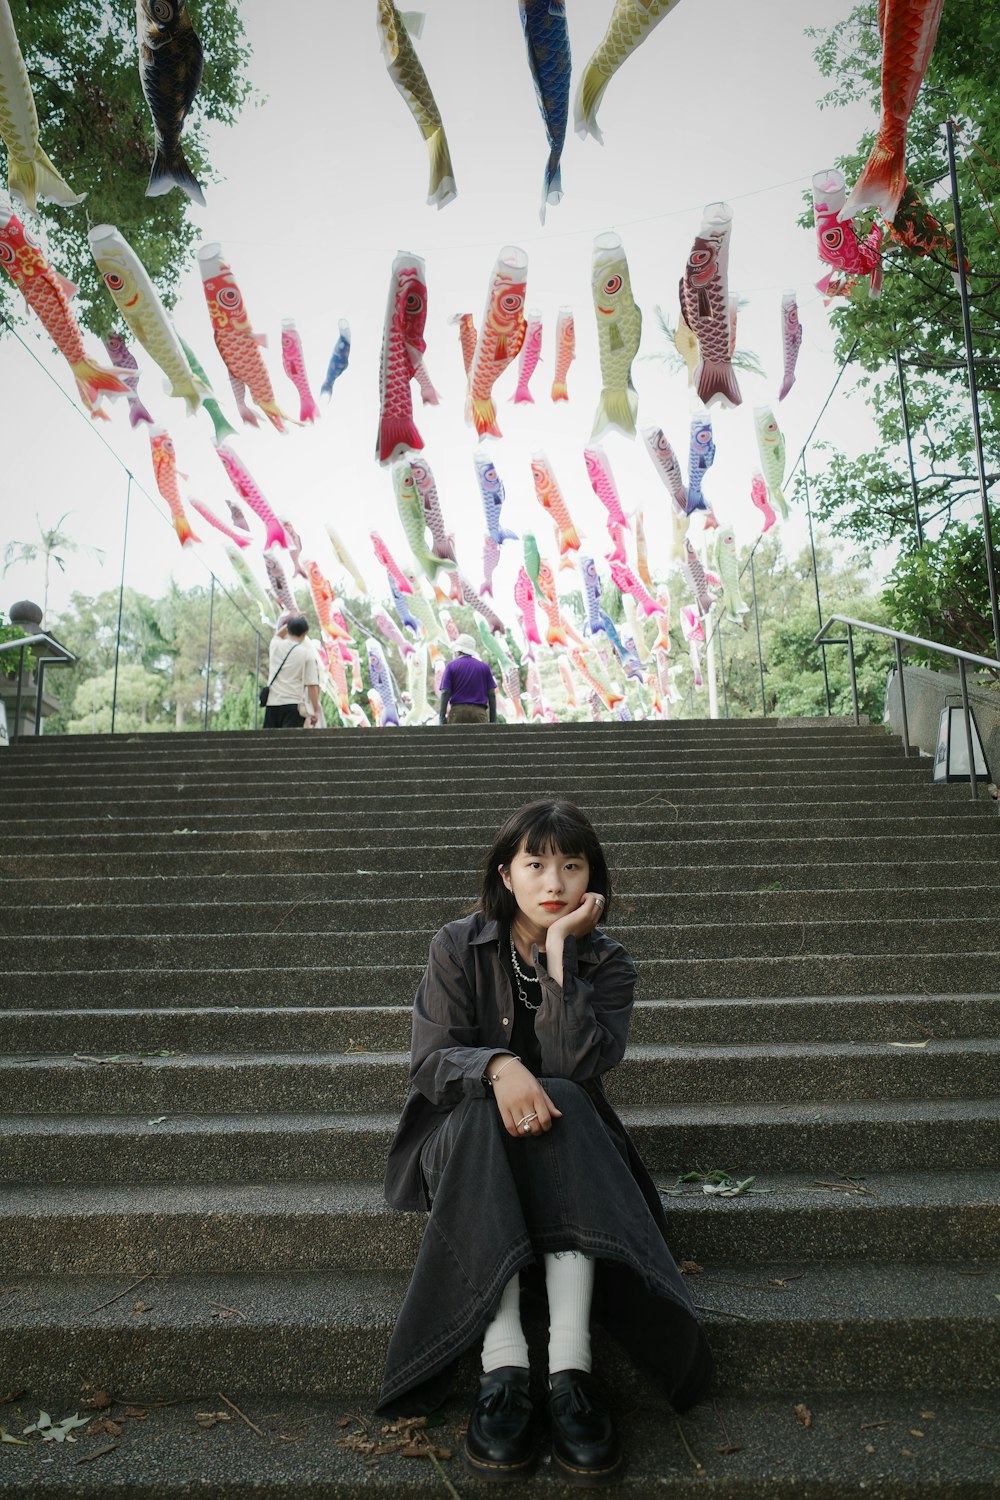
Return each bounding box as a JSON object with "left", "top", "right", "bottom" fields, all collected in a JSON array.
[
  {"left": 0, "top": 632, "right": 78, "bottom": 743},
  {"left": 814, "top": 614, "right": 999, "bottom": 800}
]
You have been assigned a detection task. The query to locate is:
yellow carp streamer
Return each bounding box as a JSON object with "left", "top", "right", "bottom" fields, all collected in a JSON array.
[{"left": 575, "top": 0, "right": 683, "bottom": 144}]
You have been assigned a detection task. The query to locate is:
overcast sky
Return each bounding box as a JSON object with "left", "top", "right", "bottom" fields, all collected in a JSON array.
[{"left": 1, "top": 0, "right": 882, "bottom": 634}]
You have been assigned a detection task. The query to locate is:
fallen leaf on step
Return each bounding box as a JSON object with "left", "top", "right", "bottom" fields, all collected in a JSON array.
[
  {"left": 920, "top": 1411, "right": 936, "bottom": 1420},
  {"left": 131, "top": 1301, "right": 153, "bottom": 1315},
  {"left": 23, "top": 1412, "right": 91, "bottom": 1443},
  {"left": 703, "top": 1176, "right": 756, "bottom": 1196},
  {"left": 147, "top": 1117, "right": 168, "bottom": 1125},
  {"left": 864, "top": 1443, "right": 876, "bottom": 1453},
  {"left": 79, "top": 1386, "right": 112, "bottom": 1410},
  {"left": 794, "top": 1404, "right": 813, "bottom": 1429},
  {"left": 0, "top": 1427, "right": 31, "bottom": 1445},
  {"left": 83, "top": 1419, "right": 123, "bottom": 1438},
  {"left": 901, "top": 1448, "right": 915, "bottom": 1457},
  {"left": 0, "top": 1390, "right": 26, "bottom": 1405},
  {"left": 122, "top": 1407, "right": 149, "bottom": 1420},
  {"left": 909, "top": 1429, "right": 925, "bottom": 1438},
  {"left": 74, "top": 1442, "right": 118, "bottom": 1464},
  {"left": 194, "top": 1412, "right": 231, "bottom": 1429},
  {"left": 679, "top": 1260, "right": 703, "bottom": 1275},
  {"left": 888, "top": 1041, "right": 929, "bottom": 1049}
]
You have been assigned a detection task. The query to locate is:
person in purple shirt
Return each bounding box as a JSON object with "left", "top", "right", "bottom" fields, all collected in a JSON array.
[{"left": 439, "top": 635, "right": 497, "bottom": 725}]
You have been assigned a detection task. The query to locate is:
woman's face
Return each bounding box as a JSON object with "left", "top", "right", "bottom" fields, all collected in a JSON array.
[{"left": 500, "top": 840, "right": 591, "bottom": 931}]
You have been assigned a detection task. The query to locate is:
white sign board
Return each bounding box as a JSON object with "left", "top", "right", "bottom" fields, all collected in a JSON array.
[{"left": 0, "top": 702, "right": 8, "bottom": 749}]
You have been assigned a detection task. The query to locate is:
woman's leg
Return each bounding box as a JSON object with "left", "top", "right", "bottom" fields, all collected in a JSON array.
[
  {"left": 465, "top": 1273, "right": 536, "bottom": 1479},
  {"left": 480, "top": 1272, "right": 529, "bottom": 1372},
  {"left": 543, "top": 1250, "right": 594, "bottom": 1374}
]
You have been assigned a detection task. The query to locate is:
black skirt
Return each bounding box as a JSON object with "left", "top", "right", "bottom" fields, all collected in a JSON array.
[{"left": 376, "top": 1076, "right": 714, "bottom": 1414}]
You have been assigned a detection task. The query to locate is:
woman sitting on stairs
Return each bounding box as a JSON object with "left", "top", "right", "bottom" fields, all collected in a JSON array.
[{"left": 377, "top": 798, "right": 714, "bottom": 1485}]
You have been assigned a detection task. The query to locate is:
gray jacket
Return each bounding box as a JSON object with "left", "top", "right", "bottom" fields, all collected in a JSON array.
[{"left": 384, "top": 911, "right": 638, "bottom": 1211}]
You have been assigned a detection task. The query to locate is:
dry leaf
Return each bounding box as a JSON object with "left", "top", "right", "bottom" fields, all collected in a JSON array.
[
  {"left": 194, "top": 1412, "right": 231, "bottom": 1429},
  {"left": 864, "top": 1443, "right": 876, "bottom": 1454},
  {"left": 0, "top": 1390, "right": 26, "bottom": 1406},
  {"left": 888, "top": 1041, "right": 929, "bottom": 1049},
  {"left": 83, "top": 1419, "right": 123, "bottom": 1438},
  {"left": 794, "top": 1403, "right": 813, "bottom": 1429},
  {"left": 909, "top": 1429, "right": 925, "bottom": 1438},
  {"left": 679, "top": 1260, "right": 703, "bottom": 1275},
  {"left": 79, "top": 1387, "right": 112, "bottom": 1411},
  {"left": 122, "top": 1407, "right": 148, "bottom": 1420},
  {"left": 717, "top": 1443, "right": 742, "bottom": 1455},
  {"left": 74, "top": 1442, "right": 117, "bottom": 1465},
  {"left": 920, "top": 1411, "right": 936, "bottom": 1420},
  {"left": 131, "top": 1301, "right": 153, "bottom": 1314},
  {"left": 902, "top": 1448, "right": 915, "bottom": 1458}
]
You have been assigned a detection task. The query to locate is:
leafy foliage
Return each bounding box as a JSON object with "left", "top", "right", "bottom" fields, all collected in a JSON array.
[
  {"left": 0, "top": 0, "right": 254, "bottom": 334},
  {"left": 799, "top": 4, "right": 1000, "bottom": 555},
  {"left": 882, "top": 506, "right": 1000, "bottom": 680}
]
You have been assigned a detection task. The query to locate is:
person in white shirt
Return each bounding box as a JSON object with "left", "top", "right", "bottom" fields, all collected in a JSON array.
[{"left": 263, "top": 614, "right": 320, "bottom": 728}]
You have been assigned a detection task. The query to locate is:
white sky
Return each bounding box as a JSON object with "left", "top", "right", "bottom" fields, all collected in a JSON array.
[{"left": 0, "top": 0, "right": 883, "bottom": 634}]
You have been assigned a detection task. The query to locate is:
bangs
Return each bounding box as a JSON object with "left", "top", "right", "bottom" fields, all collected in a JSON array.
[{"left": 517, "top": 804, "right": 589, "bottom": 860}]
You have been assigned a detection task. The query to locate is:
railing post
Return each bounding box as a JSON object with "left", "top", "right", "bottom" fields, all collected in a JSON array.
[
  {"left": 203, "top": 574, "right": 216, "bottom": 732},
  {"left": 111, "top": 473, "right": 132, "bottom": 736},
  {"left": 893, "top": 638, "right": 910, "bottom": 756},
  {"left": 751, "top": 551, "right": 766, "bottom": 718},
  {"left": 12, "top": 643, "right": 25, "bottom": 745},
  {"left": 846, "top": 625, "right": 859, "bottom": 725},
  {"left": 958, "top": 658, "right": 978, "bottom": 801},
  {"left": 253, "top": 630, "right": 262, "bottom": 730}
]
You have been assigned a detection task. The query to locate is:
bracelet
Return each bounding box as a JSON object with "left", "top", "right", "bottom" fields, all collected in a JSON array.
[{"left": 488, "top": 1055, "right": 521, "bottom": 1086}]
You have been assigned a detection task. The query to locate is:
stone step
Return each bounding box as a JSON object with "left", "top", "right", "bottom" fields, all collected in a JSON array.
[
  {"left": 7, "top": 884, "right": 998, "bottom": 937},
  {"left": 5, "top": 995, "right": 996, "bottom": 1055},
  {"left": 5, "top": 858, "right": 995, "bottom": 905},
  {"left": 5, "top": 1039, "right": 998, "bottom": 1115},
  {"left": 2, "top": 1261, "right": 997, "bottom": 1400},
  {"left": 9, "top": 915, "right": 1000, "bottom": 974},
  {"left": 4, "top": 1097, "right": 996, "bottom": 1185},
  {"left": 12, "top": 950, "right": 1000, "bottom": 1004},
  {"left": 2, "top": 1172, "right": 996, "bottom": 1276},
  {"left": 0, "top": 1388, "right": 993, "bottom": 1499}
]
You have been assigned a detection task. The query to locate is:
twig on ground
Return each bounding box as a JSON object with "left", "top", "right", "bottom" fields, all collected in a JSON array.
[
  {"left": 217, "top": 1391, "right": 264, "bottom": 1437},
  {"left": 74, "top": 1442, "right": 118, "bottom": 1464},
  {"left": 426, "top": 1447, "right": 463, "bottom": 1498},
  {"left": 87, "top": 1273, "right": 154, "bottom": 1314},
  {"left": 674, "top": 1416, "right": 707, "bottom": 1477},
  {"left": 208, "top": 1301, "right": 246, "bottom": 1320},
  {"left": 694, "top": 1303, "right": 751, "bottom": 1320}
]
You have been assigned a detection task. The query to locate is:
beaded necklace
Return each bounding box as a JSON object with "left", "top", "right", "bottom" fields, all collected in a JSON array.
[{"left": 509, "top": 932, "right": 542, "bottom": 1011}]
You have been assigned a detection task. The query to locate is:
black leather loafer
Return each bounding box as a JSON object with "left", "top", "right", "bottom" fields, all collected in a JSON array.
[
  {"left": 463, "top": 1366, "right": 537, "bottom": 1482},
  {"left": 548, "top": 1368, "right": 622, "bottom": 1486}
]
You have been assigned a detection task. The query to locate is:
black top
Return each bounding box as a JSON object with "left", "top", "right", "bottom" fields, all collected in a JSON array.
[{"left": 498, "top": 927, "right": 543, "bottom": 1076}]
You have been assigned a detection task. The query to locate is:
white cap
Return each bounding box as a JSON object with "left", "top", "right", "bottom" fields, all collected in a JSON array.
[{"left": 453, "top": 633, "right": 478, "bottom": 656}]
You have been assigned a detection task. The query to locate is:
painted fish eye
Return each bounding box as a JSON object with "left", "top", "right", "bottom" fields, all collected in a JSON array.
[
  {"left": 104, "top": 271, "right": 125, "bottom": 291},
  {"left": 218, "top": 286, "right": 242, "bottom": 309},
  {"left": 500, "top": 293, "right": 523, "bottom": 314},
  {"left": 149, "top": 0, "right": 174, "bottom": 20},
  {"left": 603, "top": 275, "right": 623, "bottom": 297},
  {"left": 0, "top": 242, "right": 15, "bottom": 267},
  {"left": 688, "top": 249, "right": 713, "bottom": 268},
  {"left": 405, "top": 291, "right": 424, "bottom": 314},
  {"left": 822, "top": 228, "right": 843, "bottom": 250}
]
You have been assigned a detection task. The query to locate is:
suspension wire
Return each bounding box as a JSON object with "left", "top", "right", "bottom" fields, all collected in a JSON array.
[{"left": 0, "top": 315, "right": 272, "bottom": 650}]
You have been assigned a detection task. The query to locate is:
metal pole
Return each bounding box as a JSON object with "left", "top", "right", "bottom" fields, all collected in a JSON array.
[
  {"left": 717, "top": 618, "right": 730, "bottom": 719},
  {"left": 799, "top": 457, "right": 833, "bottom": 716},
  {"left": 750, "top": 551, "right": 766, "bottom": 718},
  {"left": 958, "top": 659, "right": 978, "bottom": 801},
  {"left": 945, "top": 119, "right": 1000, "bottom": 663},
  {"left": 110, "top": 473, "right": 132, "bottom": 735},
  {"left": 12, "top": 643, "right": 25, "bottom": 744},
  {"left": 893, "top": 638, "right": 910, "bottom": 757},
  {"left": 203, "top": 574, "right": 216, "bottom": 731},
  {"left": 894, "top": 347, "right": 924, "bottom": 547},
  {"left": 846, "top": 625, "right": 859, "bottom": 725},
  {"left": 253, "top": 630, "right": 261, "bottom": 730},
  {"left": 705, "top": 605, "right": 719, "bottom": 719}
]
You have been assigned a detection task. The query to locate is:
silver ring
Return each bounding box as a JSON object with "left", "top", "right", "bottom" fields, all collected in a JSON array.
[
  {"left": 595, "top": 895, "right": 605, "bottom": 907},
  {"left": 522, "top": 1121, "right": 532, "bottom": 1134}
]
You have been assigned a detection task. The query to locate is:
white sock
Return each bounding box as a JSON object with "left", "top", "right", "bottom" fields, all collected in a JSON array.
[
  {"left": 481, "top": 1273, "right": 529, "bottom": 1372},
  {"left": 544, "top": 1250, "right": 594, "bottom": 1374}
]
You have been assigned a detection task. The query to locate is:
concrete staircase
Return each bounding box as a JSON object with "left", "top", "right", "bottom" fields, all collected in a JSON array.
[{"left": 1, "top": 720, "right": 998, "bottom": 1498}]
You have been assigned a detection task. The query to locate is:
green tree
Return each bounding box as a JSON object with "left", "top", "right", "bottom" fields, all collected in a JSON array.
[
  {"left": 65, "top": 662, "right": 164, "bottom": 733},
  {"left": 0, "top": 0, "right": 254, "bottom": 334},
  {"left": 882, "top": 506, "right": 1000, "bottom": 681},
  {"left": 800, "top": 5, "right": 1000, "bottom": 560},
  {"left": 3, "top": 511, "right": 104, "bottom": 621}
]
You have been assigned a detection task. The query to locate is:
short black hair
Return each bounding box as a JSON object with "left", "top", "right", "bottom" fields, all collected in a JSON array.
[
  {"left": 477, "top": 799, "right": 612, "bottom": 924},
  {"left": 286, "top": 615, "right": 309, "bottom": 638}
]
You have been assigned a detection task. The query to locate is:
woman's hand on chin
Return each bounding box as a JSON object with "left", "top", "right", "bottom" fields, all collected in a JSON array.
[{"left": 492, "top": 1061, "right": 563, "bottom": 1138}]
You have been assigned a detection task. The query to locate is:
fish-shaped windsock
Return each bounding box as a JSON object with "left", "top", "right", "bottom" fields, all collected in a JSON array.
[
  {"left": 754, "top": 406, "right": 788, "bottom": 520},
  {"left": 679, "top": 201, "right": 742, "bottom": 410},
  {"left": 841, "top": 0, "right": 944, "bottom": 224},
  {"left": 377, "top": 252, "right": 428, "bottom": 464},
  {"left": 641, "top": 425, "right": 688, "bottom": 520},
  {"left": 778, "top": 292, "right": 802, "bottom": 402},
  {"left": 481, "top": 535, "right": 501, "bottom": 598},
  {"left": 0, "top": 1, "right": 83, "bottom": 211},
  {"left": 89, "top": 224, "right": 204, "bottom": 412},
  {"left": 519, "top": 0, "right": 572, "bottom": 222},
  {"left": 571, "top": 647, "right": 623, "bottom": 710},
  {"left": 0, "top": 196, "right": 126, "bottom": 416},
  {"left": 468, "top": 246, "right": 529, "bottom": 439},
  {"left": 393, "top": 458, "right": 452, "bottom": 580},
  {"left": 888, "top": 181, "right": 964, "bottom": 271},
  {"left": 751, "top": 473, "right": 776, "bottom": 533},
  {"left": 281, "top": 321, "right": 320, "bottom": 424},
  {"left": 601, "top": 610, "right": 643, "bottom": 681},
  {"left": 715, "top": 528, "right": 750, "bottom": 623},
  {"left": 325, "top": 524, "right": 368, "bottom": 597},
  {"left": 190, "top": 496, "right": 249, "bottom": 549},
  {"left": 321, "top": 319, "right": 352, "bottom": 398},
  {"left": 523, "top": 533, "right": 543, "bottom": 595},
  {"left": 214, "top": 443, "right": 289, "bottom": 552},
  {"left": 149, "top": 428, "right": 199, "bottom": 549},
  {"left": 531, "top": 453, "right": 580, "bottom": 566},
  {"left": 609, "top": 560, "right": 662, "bottom": 618},
  {"left": 474, "top": 453, "right": 518, "bottom": 547},
  {"left": 574, "top": 0, "right": 681, "bottom": 143},
  {"left": 504, "top": 660, "right": 527, "bottom": 719},
  {"left": 455, "top": 570, "right": 506, "bottom": 637},
  {"left": 366, "top": 638, "right": 401, "bottom": 726},
  {"left": 264, "top": 551, "right": 297, "bottom": 614},
  {"left": 226, "top": 545, "right": 274, "bottom": 626},
  {"left": 449, "top": 312, "right": 477, "bottom": 378},
  {"left": 389, "top": 574, "right": 422, "bottom": 635},
  {"left": 409, "top": 456, "right": 456, "bottom": 565},
  {"left": 177, "top": 335, "right": 238, "bottom": 444},
  {"left": 371, "top": 532, "right": 414, "bottom": 595},
  {"left": 812, "top": 171, "right": 883, "bottom": 299},
  {"left": 281, "top": 518, "right": 307, "bottom": 580},
  {"left": 375, "top": 608, "right": 416, "bottom": 660},
  {"left": 591, "top": 230, "right": 642, "bottom": 439},
  {"left": 634, "top": 509, "right": 654, "bottom": 593},
  {"left": 674, "top": 310, "right": 699, "bottom": 385},
  {"left": 551, "top": 306, "right": 575, "bottom": 401},
  {"left": 513, "top": 310, "right": 543, "bottom": 404},
  {"left": 584, "top": 451, "right": 629, "bottom": 565},
  {"left": 406, "top": 644, "right": 431, "bottom": 723},
  {"left": 579, "top": 555, "right": 604, "bottom": 635},
  {"left": 103, "top": 333, "right": 155, "bottom": 428},
  {"left": 198, "top": 243, "right": 290, "bottom": 432},
  {"left": 306, "top": 560, "right": 351, "bottom": 644},
  {"left": 136, "top": 0, "right": 205, "bottom": 205},
  {"left": 683, "top": 539, "right": 714, "bottom": 617},
  {"left": 686, "top": 417, "right": 716, "bottom": 515},
  {"left": 515, "top": 566, "right": 542, "bottom": 647},
  {"left": 376, "top": 1, "right": 456, "bottom": 209}
]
